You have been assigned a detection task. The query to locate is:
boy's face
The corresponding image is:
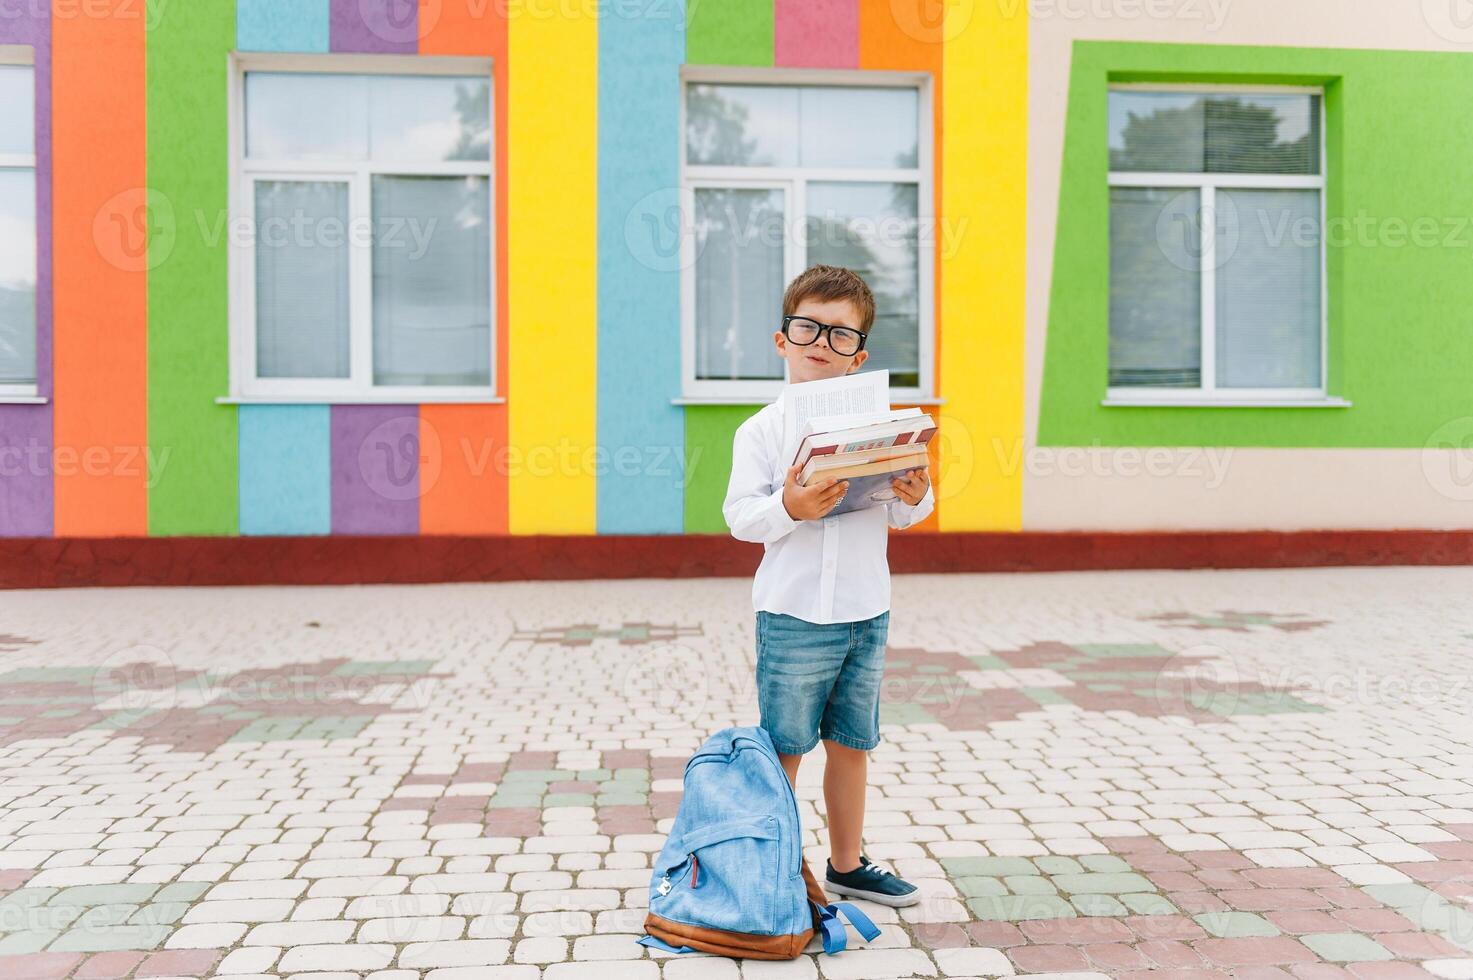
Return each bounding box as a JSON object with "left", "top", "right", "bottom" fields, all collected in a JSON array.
[{"left": 772, "top": 297, "right": 870, "bottom": 385}]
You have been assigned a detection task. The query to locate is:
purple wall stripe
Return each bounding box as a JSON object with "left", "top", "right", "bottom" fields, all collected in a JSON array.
[
  {"left": 330, "top": 405, "right": 420, "bottom": 535},
  {"left": 330, "top": 0, "right": 419, "bottom": 53},
  {"left": 0, "top": 7, "right": 53, "bottom": 536}
]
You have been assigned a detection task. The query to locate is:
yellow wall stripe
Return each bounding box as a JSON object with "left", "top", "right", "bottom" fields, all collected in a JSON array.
[
  {"left": 507, "top": 10, "right": 599, "bottom": 533},
  {"left": 940, "top": 1, "right": 1027, "bottom": 531}
]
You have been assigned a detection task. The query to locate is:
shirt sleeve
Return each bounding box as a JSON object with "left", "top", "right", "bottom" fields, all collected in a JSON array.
[
  {"left": 723, "top": 421, "right": 801, "bottom": 544},
  {"left": 887, "top": 479, "right": 935, "bottom": 530}
]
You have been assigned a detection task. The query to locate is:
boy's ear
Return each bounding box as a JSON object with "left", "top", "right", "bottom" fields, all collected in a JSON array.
[{"left": 846, "top": 350, "right": 869, "bottom": 373}]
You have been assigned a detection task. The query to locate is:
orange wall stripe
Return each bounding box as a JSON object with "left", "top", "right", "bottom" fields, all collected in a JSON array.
[
  {"left": 861, "top": 1, "right": 942, "bottom": 532},
  {"left": 52, "top": 0, "right": 149, "bottom": 536},
  {"left": 418, "top": 0, "right": 509, "bottom": 534}
]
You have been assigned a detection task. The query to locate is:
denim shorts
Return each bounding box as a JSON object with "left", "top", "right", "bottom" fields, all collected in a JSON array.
[{"left": 754, "top": 609, "right": 890, "bottom": 755}]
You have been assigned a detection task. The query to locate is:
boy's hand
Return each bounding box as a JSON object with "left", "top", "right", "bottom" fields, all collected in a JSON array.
[
  {"left": 781, "top": 463, "right": 848, "bottom": 521},
  {"left": 891, "top": 465, "right": 929, "bottom": 505}
]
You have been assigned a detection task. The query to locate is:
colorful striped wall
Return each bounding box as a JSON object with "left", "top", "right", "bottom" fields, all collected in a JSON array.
[{"left": 0, "top": 1, "right": 1027, "bottom": 540}]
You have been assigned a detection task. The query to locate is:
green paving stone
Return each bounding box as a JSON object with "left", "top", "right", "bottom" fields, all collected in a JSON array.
[
  {"left": 1122, "top": 892, "right": 1178, "bottom": 916},
  {"left": 942, "top": 856, "right": 1039, "bottom": 878},
  {"left": 38, "top": 708, "right": 79, "bottom": 718},
  {"left": 967, "top": 895, "right": 1076, "bottom": 921},
  {"left": 0, "top": 888, "right": 57, "bottom": 912},
  {"left": 153, "top": 882, "right": 209, "bottom": 903},
  {"left": 1079, "top": 854, "right": 1131, "bottom": 873},
  {"left": 1072, "top": 894, "right": 1128, "bottom": 916},
  {"left": 47, "top": 923, "right": 170, "bottom": 952},
  {"left": 917, "top": 664, "right": 949, "bottom": 673},
  {"left": 1021, "top": 687, "right": 1070, "bottom": 705},
  {"left": 966, "top": 655, "right": 1010, "bottom": 669},
  {"left": 0, "top": 930, "right": 59, "bottom": 954},
  {"left": 956, "top": 877, "right": 1008, "bottom": 898},
  {"left": 1300, "top": 933, "right": 1393, "bottom": 962},
  {"left": 1193, "top": 911, "right": 1279, "bottom": 938},
  {"left": 613, "top": 767, "right": 649, "bottom": 782},
  {"left": 596, "top": 793, "right": 647, "bottom": 806},
  {"left": 50, "top": 884, "right": 158, "bottom": 907},
  {"left": 880, "top": 702, "right": 935, "bottom": 725},
  {"left": 1034, "top": 856, "right": 1084, "bottom": 875},
  {"left": 133, "top": 902, "right": 189, "bottom": 925},
  {"left": 0, "top": 716, "right": 20, "bottom": 725},
  {"left": 73, "top": 904, "right": 139, "bottom": 929},
  {"left": 1364, "top": 883, "right": 1440, "bottom": 909},
  {"left": 1053, "top": 872, "right": 1155, "bottom": 895},
  {"left": 544, "top": 793, "right": 595, "bottom": 807},
  {"left": 1005, "top": 875, "right": 1058, "bottom": 896},
  {"left": 0, "top": 667, "right": 98, "bottom": 683},
  {"left": 488, "top": 795, "right": 545, "bottom": 808},
  {"left": 577, "top": 768, "right": 611, "bottom": 781}
]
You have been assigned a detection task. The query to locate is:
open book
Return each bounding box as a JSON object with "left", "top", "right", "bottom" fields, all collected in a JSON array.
[{"left": 778, "top": 371, "right": 936, "bottom": 518}]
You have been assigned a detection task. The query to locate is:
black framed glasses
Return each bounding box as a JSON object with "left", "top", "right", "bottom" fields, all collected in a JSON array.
[{"left": 781, "top": 315, "right": 868, "bottom": 357}]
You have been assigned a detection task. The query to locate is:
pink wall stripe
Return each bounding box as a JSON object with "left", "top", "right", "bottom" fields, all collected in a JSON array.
[
  {"left": 330, "top": 0, "right": 418, "bottom": 53},
  {"left": 0, "top": 7, "right": 53, "bottom": 536},
  {"left": 774, "top": 0, "right": 858, "bottom": 68}
]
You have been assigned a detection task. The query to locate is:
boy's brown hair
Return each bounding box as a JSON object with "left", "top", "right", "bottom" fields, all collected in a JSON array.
[{"left": 782, "top": 264, "right": 876, "bottom": 334}]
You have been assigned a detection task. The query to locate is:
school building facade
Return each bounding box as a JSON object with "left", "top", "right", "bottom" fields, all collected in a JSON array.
[{"left": 1, "top": 0, "right": 1471, "bottom": 586}]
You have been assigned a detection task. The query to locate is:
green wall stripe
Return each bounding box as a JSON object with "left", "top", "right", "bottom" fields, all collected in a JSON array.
[
  {"left": 686, "top": 0, "right": 772, "bottom": 66},
  {"left": 147, "top": 3, "right": 239, "bottom": 533},
  {"left": 1038, "top": 41, "right": 1471, "bottom": 448},
  {"left": 683, "top": 404, "right": 760, "bottom": 533}
]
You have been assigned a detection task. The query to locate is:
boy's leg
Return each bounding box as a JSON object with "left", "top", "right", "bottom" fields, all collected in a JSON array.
[
  {"left": 822, "top": 738, "right": 866, "bottom": 873},
  {"left": 777, "top": 750, "right": 802, "bottom": 788}
]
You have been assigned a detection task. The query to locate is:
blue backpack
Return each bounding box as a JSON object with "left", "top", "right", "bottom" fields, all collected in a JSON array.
[{"left": 636, "top": 725, "right": 881, "bottom": 960}]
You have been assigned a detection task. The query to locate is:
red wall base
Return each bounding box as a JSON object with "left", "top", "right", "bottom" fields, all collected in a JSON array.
[{"left": 3, "top": 530, "right": 1473, "bottom": 589}]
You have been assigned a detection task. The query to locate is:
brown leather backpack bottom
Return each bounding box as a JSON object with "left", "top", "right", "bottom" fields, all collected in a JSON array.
[{"left": 641, "top": 856, "right": 832, "bottom": 960}]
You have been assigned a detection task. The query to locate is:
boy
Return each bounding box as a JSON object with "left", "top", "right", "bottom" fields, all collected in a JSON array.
[{"left": 722, "top": 264, "right": 933, "bottom": 908}]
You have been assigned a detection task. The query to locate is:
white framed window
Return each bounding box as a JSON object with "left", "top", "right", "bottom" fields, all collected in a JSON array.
[
  {"left": 227, "top": 53, "right": 497, "bottom": 404},
  {"left": 0, "top": 55, "right": 38, "bottom": 400},
  {"left": 1106, "top": 84, "right": 1330, "bottom": 406},
  {"left": 679, "top": 67, "right": 935, "bottom": 403}
]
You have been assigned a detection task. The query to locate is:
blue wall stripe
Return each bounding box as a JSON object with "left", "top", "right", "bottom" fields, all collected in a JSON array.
[
  {"left": 238, "top": 0, "right": 330, "bottom": 52},
  {"left": 596, "top": 4, "right": 686, "bottom": 533},
  {"left": 235, "top": 2, "right": 330, "bottom": 536},
  {"left": 239, "top": 405, "right": 331, "bottom": 535}
]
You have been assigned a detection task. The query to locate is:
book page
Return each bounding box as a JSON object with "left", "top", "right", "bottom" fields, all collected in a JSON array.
[{"left": 778, "top": 369, "right": 889, "bottom": 464}]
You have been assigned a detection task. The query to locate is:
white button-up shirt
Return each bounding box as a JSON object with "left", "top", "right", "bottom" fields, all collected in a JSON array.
[{"left": 722, "top": 400, "right": 935, "bottom": 625}]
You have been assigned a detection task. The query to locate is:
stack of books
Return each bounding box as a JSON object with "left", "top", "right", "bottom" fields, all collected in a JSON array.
[{"left": 789, "top": 408, "right": 936, "bottom": 518}]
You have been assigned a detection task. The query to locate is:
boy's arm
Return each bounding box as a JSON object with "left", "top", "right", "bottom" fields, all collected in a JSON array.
[
  {"left": 723, "top": 423, "right": 801, "bottom": 544},
  {"left": 888, "top": 479, "right": 934, "bottom": 531}
]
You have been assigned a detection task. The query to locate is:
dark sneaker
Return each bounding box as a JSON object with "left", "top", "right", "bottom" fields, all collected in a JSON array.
[{"left": 824, "top": 852, "right": 920, "bottom": 907}]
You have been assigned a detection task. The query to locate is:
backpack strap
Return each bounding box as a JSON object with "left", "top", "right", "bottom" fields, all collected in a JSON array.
[
  {"left": 636, "top": 934, "right": 697, "bottom": 954},
  {"left": 810, "top": 899, "right": 883, "bottom": 955}
]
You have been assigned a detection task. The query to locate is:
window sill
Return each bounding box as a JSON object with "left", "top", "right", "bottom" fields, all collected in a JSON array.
[
  {"left": 0, "top": 395, "right": 46, "bottom": 405},
  {"left": 673, "top": 395, "right": 946, "bottom": 406},
  {"left": 218, "top": 395, "right": 506, "bottom": 406},
  {"left": 1102, "top": 395, "right": 1351, "bottom": 408}
]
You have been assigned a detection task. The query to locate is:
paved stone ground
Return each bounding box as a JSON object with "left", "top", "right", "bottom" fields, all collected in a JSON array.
[{"left": 2, "top": 566, "right": 1473, "bottom": 979}]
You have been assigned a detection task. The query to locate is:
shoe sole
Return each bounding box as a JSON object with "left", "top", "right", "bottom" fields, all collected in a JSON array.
[{"left": 824, "top": 878, "right": 922, "bottom": 908}]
